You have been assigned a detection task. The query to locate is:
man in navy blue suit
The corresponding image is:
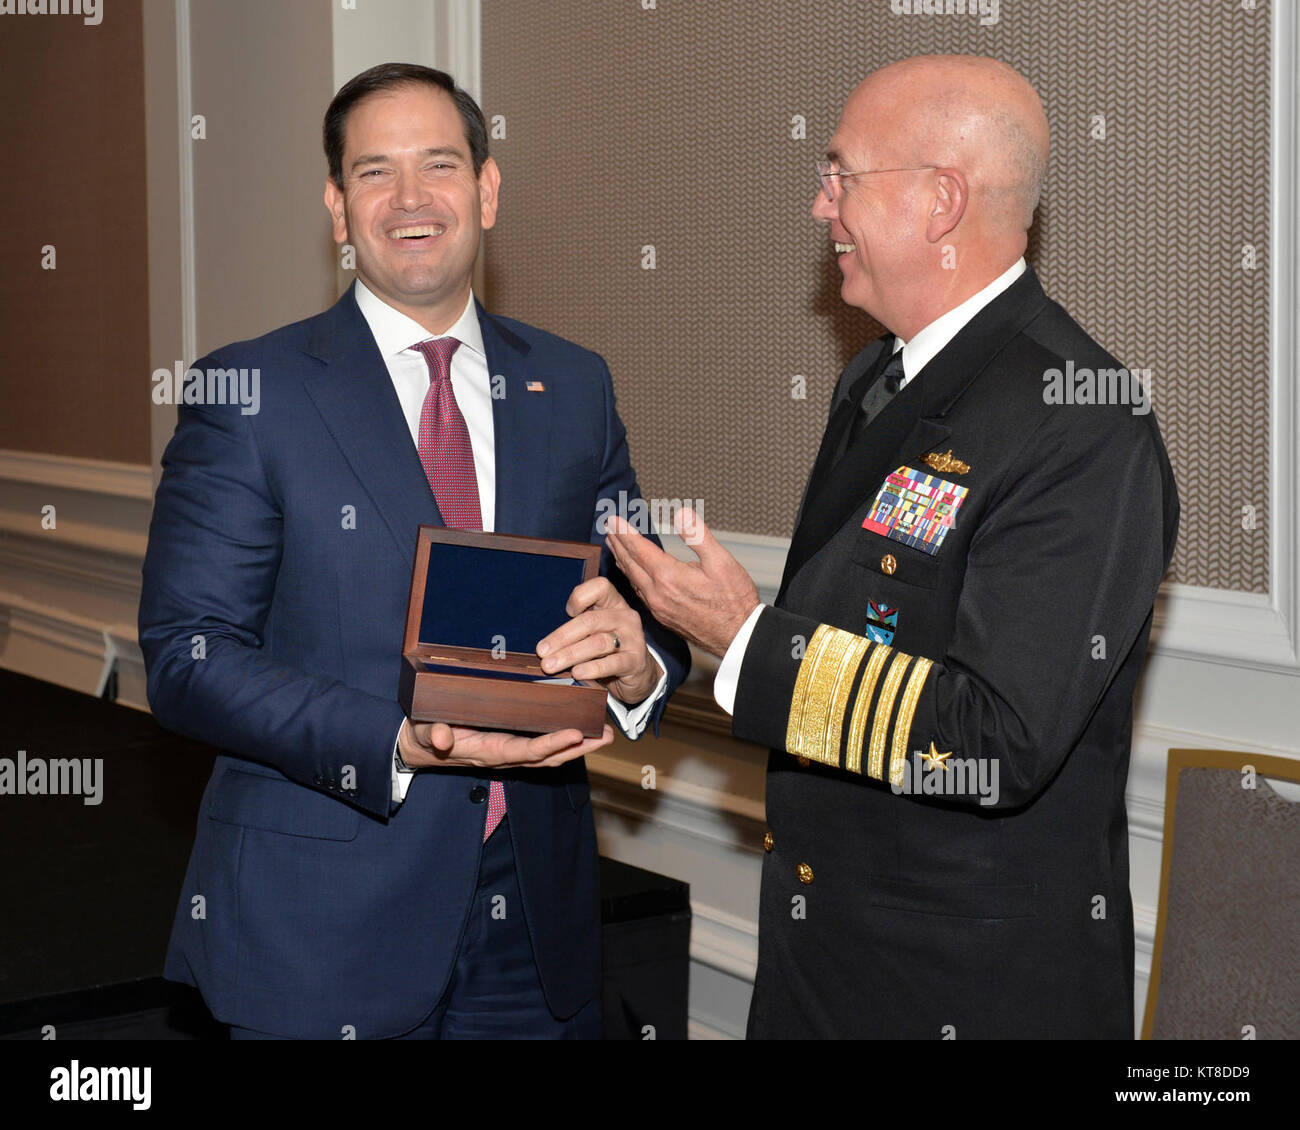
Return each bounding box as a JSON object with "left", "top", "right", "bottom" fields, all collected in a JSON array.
[{"left": 139, "top": 63, "right": 689, "bottom": 1040}]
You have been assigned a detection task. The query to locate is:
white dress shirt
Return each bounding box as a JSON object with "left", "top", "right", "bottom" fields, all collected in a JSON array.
[
  {"left": 713, "top": 258, "right": 1027, "bottom": 715},
  {"left": 354, "top": 280, "right": 498, "bottom": 530},
  {"left": 351, "top": 281, "right": 667, "bottom": 800}
]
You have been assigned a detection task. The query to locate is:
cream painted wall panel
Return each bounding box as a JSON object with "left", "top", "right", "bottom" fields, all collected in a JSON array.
[
  {"left": 189, "top": 0, "right": 337, "bottom": 356},
  {"left": 331, "top": 0, "right": 438, "bottom": 90}
]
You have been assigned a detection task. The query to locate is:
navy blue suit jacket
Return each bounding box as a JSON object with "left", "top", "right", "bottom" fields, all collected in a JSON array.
[{"left": 139, "top": 285, "right": 689, "bottom": 1038}]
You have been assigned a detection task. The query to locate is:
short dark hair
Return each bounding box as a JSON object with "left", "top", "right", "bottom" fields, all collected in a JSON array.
[{"left": 323, "top": 63, "right": 489, "bottom": 186}]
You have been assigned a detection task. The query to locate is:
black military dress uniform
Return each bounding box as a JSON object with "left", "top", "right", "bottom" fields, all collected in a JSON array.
[{"left": 733, "top": 266, "right": 1179, "bottom": 1039}]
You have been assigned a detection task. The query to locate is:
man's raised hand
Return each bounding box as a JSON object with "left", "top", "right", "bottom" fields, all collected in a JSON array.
[{"left": 605, "top": 507, "right": 760, "bottom": 658}]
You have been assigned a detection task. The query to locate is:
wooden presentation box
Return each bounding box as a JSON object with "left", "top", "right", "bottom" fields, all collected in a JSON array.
[{"left": 398, "top": 526, "right": 608, "bottom": 737}]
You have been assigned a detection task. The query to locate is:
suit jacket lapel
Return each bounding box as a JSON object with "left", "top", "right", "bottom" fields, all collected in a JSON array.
[
  {"left": 778, "top": 266, "right": 1051, "bottom": 601},
  {"left": 303, "top": 284, "right": 443, "bottom": 559},
  {"left": 478, "top": 302, "right": 550, "bottom": 536}
]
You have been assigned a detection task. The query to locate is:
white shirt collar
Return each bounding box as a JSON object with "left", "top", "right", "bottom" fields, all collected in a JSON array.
[
  {"left": 896, "top": 257, "right": 1027, "bottom": 383},
  {"left": 352, "top": 278, "right": 486, "bottom": 360}
]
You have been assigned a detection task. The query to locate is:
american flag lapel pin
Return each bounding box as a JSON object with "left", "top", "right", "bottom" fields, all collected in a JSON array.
[{"left": 526, "top": 380, "right": 546, "bottom": 392}]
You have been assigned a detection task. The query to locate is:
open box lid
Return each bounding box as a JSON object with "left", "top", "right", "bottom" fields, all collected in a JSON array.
[{"left": 402, "top": 526, "right": 603, "bottom": 659}]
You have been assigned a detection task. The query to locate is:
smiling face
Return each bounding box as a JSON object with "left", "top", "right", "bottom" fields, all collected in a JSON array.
[
  {"left": 811, "top": 82, "right": 935, "bottom": 331},
  {"left": 324, "top": 83, "right": 499, "bottom": 333},
  {"left": 811, "top": 57, "right": 1051, "bottom": 339}
]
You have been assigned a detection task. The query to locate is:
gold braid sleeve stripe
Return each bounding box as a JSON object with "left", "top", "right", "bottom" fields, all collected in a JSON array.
[
  {"left": 867, "top": 651, "right": 912, "bottom": 780},
  {"left": 791, "top": 628, "right": 858, "bottom": 766},
  {"left": 845, "top": 644, "right": 892, "bottom": 775},
  {"left": 824, "top": 633, "right": 870, "bottom": 769},
  {"left": 785, "top": 625, "right": 833, "bottom": 760},
  {"left": 888, "top": 657, "right": 933, "bottom": 787}
]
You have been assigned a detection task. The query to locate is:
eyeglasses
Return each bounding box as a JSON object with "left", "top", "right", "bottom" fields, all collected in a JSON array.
[{"left": 814, "top": 159, "right": 939, "bottom": 201}]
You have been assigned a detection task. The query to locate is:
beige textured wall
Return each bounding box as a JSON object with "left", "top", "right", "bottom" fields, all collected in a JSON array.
[
  {"left": 0, "top": 0, "right": 150, "bottom": 464},
  {"left": 482, "top": 0, "right": 1271, "bottom": 594}
]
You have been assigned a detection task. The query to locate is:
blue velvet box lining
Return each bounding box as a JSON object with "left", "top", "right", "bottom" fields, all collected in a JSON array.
[{"left": 418, "top": 542, "right": 587, "bottom": 654}]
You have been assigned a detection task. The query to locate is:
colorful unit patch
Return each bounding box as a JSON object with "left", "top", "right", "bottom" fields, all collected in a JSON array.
[
  {"left": 863, "top": 466, "right": 969, "bottom": 556},
  {"left": 865, "top": 601, "right": 898, "bottom": 646}
]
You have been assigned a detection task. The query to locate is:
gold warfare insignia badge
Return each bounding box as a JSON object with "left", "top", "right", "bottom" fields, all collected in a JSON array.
[{"left": 923, "top": 449, "right": 970, "bottom": 475}]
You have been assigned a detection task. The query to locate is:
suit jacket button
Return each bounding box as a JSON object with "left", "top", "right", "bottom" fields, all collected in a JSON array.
[
  {"left": 881, "top": 553, "right": 897, "bottom": 575},
  {"left": 469, "top": 785, "right": 488, "bottom": 803},
  {"left": 763, "top": 831, "right": 774, "bottom": 852},
  {"left": 797, "top": 862, "right": 814, "bottom": 885}
]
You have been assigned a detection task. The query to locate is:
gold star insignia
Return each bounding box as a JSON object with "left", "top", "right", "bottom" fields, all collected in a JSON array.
[{"left": 920, "top": 741, "right": 952, "bottom": 771}]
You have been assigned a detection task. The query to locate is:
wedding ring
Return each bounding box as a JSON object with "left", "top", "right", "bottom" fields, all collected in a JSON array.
[{"left": 612, "top": 632, "right": 621, "bottom": 651}]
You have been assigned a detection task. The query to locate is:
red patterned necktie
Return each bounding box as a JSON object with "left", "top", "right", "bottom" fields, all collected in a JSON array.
[{"left": 412, "top": 337, "right": 505, "bottom": 841}]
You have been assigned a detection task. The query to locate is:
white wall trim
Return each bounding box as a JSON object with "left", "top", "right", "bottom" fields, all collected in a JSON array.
[
  {"left": 0, "top": 594, "right": 116, "bottom": 696},
  {"left": 689, "top": 901, "right": 759, "bottom": 982},
  {"left": 1268, "top": 0, "right": 1299, "bottom": 675},
  {"left": 0, "top": 451, "right": 152, "bottom": 567},
  {"left": 175, "top": 0, "right": 197, "bottom": 372},
  {"left": 1152, "top": 584, "right": 1296, "bottom": 674},
  {"left": 103, "top": 621, "right": 148, "bottom": 712},
  {"left": 0, "top": 450, "right": 153, "bottom": 501},
  {"left": 0, "top": 595, "right": 108, "bottom": 664},
  {"left": 0, "top": 452, "right": 150, "bottom": 693},
  {"left": 686, "top": 1018, "right": 733, "bottom": 1041},
  {"left": 587, "top": 746, "right": 766, "bottom": 833},
  {"left": 436, "top": 0, "right": 481, "bottom": 102},
  {"left": 1134, "top": 903, "right": 1156, "bottom": 966},
  {"left": 0, "top": 529, "right": 144, "bottom": 598}
]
